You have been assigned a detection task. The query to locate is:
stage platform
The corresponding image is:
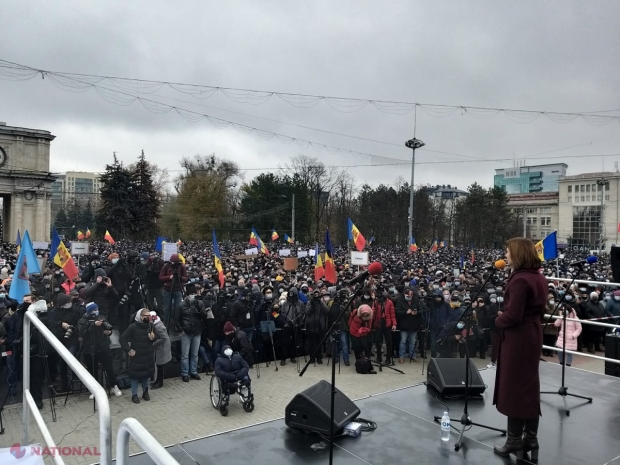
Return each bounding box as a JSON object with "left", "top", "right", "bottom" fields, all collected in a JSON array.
[{"left": 121, "top": 361, "right": 620, "bottom": 465}]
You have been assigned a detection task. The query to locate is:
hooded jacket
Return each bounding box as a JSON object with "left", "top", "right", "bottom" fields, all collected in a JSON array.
[
  {"left": 349, "top": 306, "right": 373, "bottom": 338},
  {"left": 150, "top": 313, "right": 172, "bottom": 365},
  {"left": 304, "top": 297, "right": 329, "bottom": 333},
  {"left": 84, "top": 280, "right": 119, "bottom": 317},
  {"left": 176, "top": 296, "right": 206, "bottom": 335},
  {"left": 280, "top": 288, "right": 304, "bottom": 328},
  {"left": 214, "top": 345, "right": 249, "bottom": 382},
  {"left": 120, "top": 312, "right": 157, "bottom": 379},
  {"left": 50, "top": 301, "right": 83, "bottom": 346}
]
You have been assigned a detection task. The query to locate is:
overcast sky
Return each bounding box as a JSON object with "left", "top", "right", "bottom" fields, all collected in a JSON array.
[{"left": 1, "top": 1, "right": 619, "bottom": 192}]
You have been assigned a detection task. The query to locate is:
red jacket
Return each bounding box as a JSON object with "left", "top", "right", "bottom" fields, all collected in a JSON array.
[
  {"left": 372, "top": 299, "right": 396, "bottom": 328},
  {"left": 349, "top": 308, "right": 373, "bottom": 338}
]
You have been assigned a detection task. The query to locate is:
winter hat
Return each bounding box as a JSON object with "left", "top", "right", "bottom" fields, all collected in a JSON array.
[
  {"left": 170, "top": 254, "right": 181, "bottom": 263},
  {"left": 85, "top": 302, "right": 99, "bottom": 314},
  {"left": 185, "top": 283, "right": 197, "bottom": 295},
  {"left": 358, "top": 304, "right": 372, "bottom": 320},
  {"left": 57, "top": 294, "right": 72, "bottom": 307},
  {"left": 140, "top": 252, "right": 150, "bottom": 260},
  {"left": 223, "top": 321, "right": 236, "bottom": 333},
  {"left": 94, "top": 268, "right": 107, "bottom": 278}
]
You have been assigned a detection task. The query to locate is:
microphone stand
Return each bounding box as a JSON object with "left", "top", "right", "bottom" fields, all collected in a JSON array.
[
  {"left": 299, "top": 285, "right": 361, "bottom": 465},
  {"left": 433, "top": 271, "right": 506, "bottom": 451},
  {"left": 540, "top": 268, "right": 593, "bottom": 415}
]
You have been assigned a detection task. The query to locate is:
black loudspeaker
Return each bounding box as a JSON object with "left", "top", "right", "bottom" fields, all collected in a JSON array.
[
  {"left": 611, "top": 246, "right": 620, "bottom": 284},
  {"left": 605, "top": 334, "right": 620, "bottom": 377},
  {"left": 285, "top": 380, "right": 360, "bottom": 435},
  {"left": 427, "top": 358, "right": 486, "bottom": 396}
]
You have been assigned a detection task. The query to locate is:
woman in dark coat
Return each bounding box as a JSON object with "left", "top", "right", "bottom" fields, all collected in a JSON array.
[
  {"left": 493, "top": 237, "right": 547, "bottom": 463},
  {"left": 120, "top": 308, "right": 157, "bottom": 404}
]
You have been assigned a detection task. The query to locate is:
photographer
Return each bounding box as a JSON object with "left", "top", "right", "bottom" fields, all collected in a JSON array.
[
  {"left": 279, "top": 287, "right": 304, "bottom": 366},
  {"left": 143, "top": 253, "right": 164, "bottom": 315},
  {"left": 327, "top": 288, "right": 352, "bottom": 366},
  {"left": 304, "top": 289, "right": 329, "bottom": 364},
  {"left": 395, "top": 287, "right": 425, "bottom": 363},
  {"left": 159, "top": 254, "right": 188, "bottom": 329},
  {"left": 175, "top": 283, "right": 206, "bottom": 382},
  {"left": 78, "top": 302, "right": 123, "bottom": 399},
  {"left": 84, "top": 269, "right": 119, "bottom": 320},
  {"left": 229, "top": 287, "right": 256, "bottom": 342},
  {"left": 427, "top": 290, "right": 450, "bottom": 358},
  {"left": 50, "top": 294, "right": 82, "bottom": 392},
  {"left": 107, "top": 253, "right": 134, "bottom": 332},
  {"left": 81, "top": 254, "right": 103, "bottom": 283}
]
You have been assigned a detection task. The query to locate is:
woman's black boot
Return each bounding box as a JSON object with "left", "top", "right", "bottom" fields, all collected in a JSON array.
[
  {"left": 523, "top": 417, "right": 540, "bottom": 463},
  {"left": 494, "top": 417, "right": 525, "bottom": 459}
]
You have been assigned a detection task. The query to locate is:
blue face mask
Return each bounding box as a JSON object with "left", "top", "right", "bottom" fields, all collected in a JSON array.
[
  {"left": 405, "top": 295, "right": 412, "bottom": 301},
  {"left": 0, "top": 293, "right": 5, "bottom": 299},
  {"left": 457, "top": 322, "right": 465, "bottom": 329}
]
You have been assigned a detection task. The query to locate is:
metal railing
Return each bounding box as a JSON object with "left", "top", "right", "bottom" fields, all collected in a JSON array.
[
  {"left": 23, "top": 303, "right": 112, "bottom": 464},
  {"left": 116, "top": 418, "right": 179, "bottom": 465},
  {"left": 23, "top": 389, "right": 65, "bottom": 465},
  {"left": 546, "top": 276, "right": 620, "bottom": 288}
]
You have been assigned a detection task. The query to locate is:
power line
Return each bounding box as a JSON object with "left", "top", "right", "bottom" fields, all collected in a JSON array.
[{"left": 0, "top": 58, "right": 617, "bottom": 124}]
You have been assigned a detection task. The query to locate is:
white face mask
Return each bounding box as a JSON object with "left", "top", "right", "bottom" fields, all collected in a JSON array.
[
  {"left": 548, "top": 300, "right": 555, "bottom": 306},
  {"left": 457, "top": 322, "right": 465, "bottom": 329},
  {"left": 224, "top": 348, "right": 233, "bottom": 358},
  {"left": 111, "top": 259, "right": 119, "bottom": 265}
]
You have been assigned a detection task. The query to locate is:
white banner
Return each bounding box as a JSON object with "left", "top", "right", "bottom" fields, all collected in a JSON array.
[
  {"left": 309, "top": 249, "right": 316, "bottom": 257},
  {"left": 279, "top": 249, "right": 291, "bottom": 257},
  {"left": 163, "top": 243, "right": 178, "bottom": 261},
  {"left": 0, "top": 445, "right": 45, "bottom": 465},
  {"left": 245, "top": 247, "right": 259, "bottom": 255},
  {"left": 71, "top": 242, "right": 90, "bottom": 255},
  {"left": 297, "top": 250, "right": 308, "bottom": 258},
  {"left": 351, "top": 251, "right": 369, "bottom": 266},
  {"left": 32, "top": 241, "right": 49, "bottom": 250}
]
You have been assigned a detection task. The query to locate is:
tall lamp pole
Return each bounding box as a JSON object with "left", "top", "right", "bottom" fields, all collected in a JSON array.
[
  {"left": 291, "top": 193, "right": 295, "bottom": 243},
  {"left": 596, "top": 179, "right": 608, "bottom": 252},
  {"left": 405, "top": 137, "right": 425, "bottom": 246}
]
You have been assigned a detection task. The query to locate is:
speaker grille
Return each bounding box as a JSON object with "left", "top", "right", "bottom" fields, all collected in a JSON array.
[{"left": 427, "top": 358, "right": 486, "bottom": 396}]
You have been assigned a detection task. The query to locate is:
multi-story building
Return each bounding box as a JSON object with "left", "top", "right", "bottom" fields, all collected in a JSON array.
[
  {"left": 51, "top": 171, "right": 102, "bottom": 219},
  {"left": 558, "top": 171, "right": 620, "bottom": 250},
  {"left": 507, "top": 192, "right": 559, "bottom": 241},
  {"left": 495, "top": 163, "right": 568, "bottom": 194}
]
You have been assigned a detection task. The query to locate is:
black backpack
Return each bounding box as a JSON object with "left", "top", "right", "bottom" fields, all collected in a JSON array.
[{"left": 355, "top": 357, "right": 374, "bottom": 374}]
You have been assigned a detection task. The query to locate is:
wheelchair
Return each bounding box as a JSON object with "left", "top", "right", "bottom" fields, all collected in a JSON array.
[{"left": 210, "top": 375, "right": 255, "bottom": 416}]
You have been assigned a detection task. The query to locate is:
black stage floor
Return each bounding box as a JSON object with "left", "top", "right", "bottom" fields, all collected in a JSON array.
[{"left": 122, "top": 362, "right": 620, "bottom": 465}]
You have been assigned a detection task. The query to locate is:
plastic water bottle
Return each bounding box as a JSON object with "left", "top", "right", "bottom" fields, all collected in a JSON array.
[{"left": 440, "top": 411, "right": 451, "bottom": 442}]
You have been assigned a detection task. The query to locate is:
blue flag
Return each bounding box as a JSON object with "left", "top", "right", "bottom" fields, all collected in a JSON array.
[
  {"left": 9, "top": 230, "right": 40, "bottom": 303},
  {"left": 536, "top": 231, "right": 558, "bottom": 261},
  {"left": 459, "top": 255, "right": 465, "bottom": 269}
]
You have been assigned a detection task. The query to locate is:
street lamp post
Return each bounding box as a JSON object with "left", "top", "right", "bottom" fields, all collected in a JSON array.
[
  {"left": 596, "top": 179, "right": 609, "bottom": 252},
  {"left": 405, "top": 137, "right": 425, "bottom": 246}
]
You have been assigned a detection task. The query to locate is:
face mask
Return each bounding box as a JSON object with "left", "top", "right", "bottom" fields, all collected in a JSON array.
[
  {"left": 92, "top": 262, "right": 100, "bottom": 267},
  {"left": 363, "top": 294, "right": 370, "bottom": 300},
  {"left": 188, "top": 295, "right": 196, "bottom": 302},
  {"left": 579, "top": 288, "right": 587, "bottom": 293},
  {"left": 433, "top": 284, "right": 439, "bottom": 290},
  {"left": 91, "top": 310, "right": 99, "bottom": 316},
  {"left": 605, "top": 295, "right": 611, "bottom": 301},
  {"left": 323, "top": 296, "right": 330, "bottom": 303},
  {"left": 497, "top": 297, "right": 504, "bottom": 303},
  {"left": 301, "top": 289, "right": 308, "bottom": 294},
  {"left": 0, "top": 293, "right": 5, "bottom": 299},
  {"left": 265, "top": 293, "right": 273, "bottom": 300},
  {"left": 548, "top": 300, "right": 555, "bottom": 306},
  {"left": 487, "top": 289, "right": 494, "bottom": 294},
  {"left": 405, "top": 295, "right": 412, "bottom": 301},
  {"left": 444, "top": 295, "right": 450, "bottom": 302},
  {"left": 615, "top": 296, "right": 620, "bottom": 302},
  {"left": 490, "top": 298, "right": 497, "bottom": 304},
  {"left": 389, "top": 287, "right": 395, "bottom": 292},
  {"left": 112, "top": 258, "right": 119, "bottom": 265},
  {"left": 565, "top": 295, "right": 573, "bottom": 302},
  {"left": 457, "top": 322, "right": 465, "bottom": 329},
  {"left": 224, "top": 348, "right": 233, "bottom": 358},
  {"left": 63, "top": 303, "right": 72, "bottom": 309},
  {"left": 558, "top": 291, "right": 565, "bottom": 296},
  {"left": 453, "top": 281, "right": 460, "bottom": 286}
]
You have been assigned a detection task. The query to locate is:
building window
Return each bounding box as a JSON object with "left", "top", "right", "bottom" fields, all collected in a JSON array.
[
  {"left": 606, "top": 195, "right": 610, "bottom": 201},
  {"left": 540, "top": 207, "right": 551, "bottom": 213},
  {"left": 586, "top": 196, "right": 590, "bottom": 201},
  {"left": 527, "top": 217, "right": 538, "bottom": 226},
  {"left": 575, "top": 185, "right": 579, "bottom": 193},
  {"left": 597, "top": 195, "right": 602, "bottom": 201},
  {"left": 586, "top": 185, "right": 590, "bottom": 192},
  {"left": 581, "top": 196, "right": 585, "bottom": 202},
  {"left": 568, "top": 196, "right": 572, "bottom": 202},
  {"left": 541, "top": 217, "right": 551, "bottom": 226},
  {"left": 572, "top": 206, "right": 601, "bottom": 246},
  {"left": 568, "top": 186, "right": 572, "bottom": 193},
  {"left": 526, "top": 208, "right": 538, "bottom": 214},
  {"left": 592, "top": 184, "right": 596, "bottom": 192},
  {"left": 606, "top": 183, "right": 610, "bottom": 191}
]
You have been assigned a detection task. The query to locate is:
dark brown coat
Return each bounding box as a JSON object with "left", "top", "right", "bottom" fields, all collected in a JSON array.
[{"left": 493, "top": 268, "right": 547, "bottom": 419}]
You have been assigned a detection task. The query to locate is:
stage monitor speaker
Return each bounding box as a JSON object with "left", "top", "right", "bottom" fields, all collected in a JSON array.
[
  {"left": 285, "top": 380, "right": 360, "bottom": 435},
  {"left": 427, "top": 358, "right": 486, "bottom": 396},
  {"left": 611, "top": 246, "right": 620, "bottom": 284}
]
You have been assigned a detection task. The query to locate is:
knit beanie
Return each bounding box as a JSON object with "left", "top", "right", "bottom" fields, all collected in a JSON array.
[
  {"left": 85, "top": 302, "right": 99, "bottom": 314},
  {"left": 57, "top": 294, "right": 72, "bottom": 307},
  {"left": 223, "top": 321, "right": 235, "bottom": 333}
]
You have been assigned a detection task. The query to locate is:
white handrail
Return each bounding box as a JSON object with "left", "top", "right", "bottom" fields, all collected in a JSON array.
[
  {"left": 116, "top": 418, "right": 179, "bottom": 465},
  {"left": 23, "top": 306, "right": 112, "bottom": 464},
  {"left": 542, "top": 345, "right": 620, "bottom": 365},
  {"left": 547, "top": 315, "right": 620, "bottom": 329},
  {"left": 24, "top": 389, "right": 66, "bottom": 465},
  {"left": 545, "top": 276, "right": 620, "bottom": 288}
]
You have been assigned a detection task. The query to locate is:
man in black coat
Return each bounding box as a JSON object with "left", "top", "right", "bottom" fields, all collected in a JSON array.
[
  {"left": 175, "top": 284, "right": 207, "bottom": 382},
  {"left": 84, "top": 269, "right": 118, "bottom": 319},
  {"left": 50, "top": 294, "right": 83, "bottom": 392},
  {"left": 304, "top": 290, "right": 329, "bottom": 364},
  {"left": 223, "top": 321, "right": 254, "bottom": 367},
  {"left": 144, "top": 253, "right": 164, "bottom": 315},
  {"left": 395, "top": 287, "right": 426, "bottom": 363},
  {"left": 120, "top": 308, "right": 157, "bottom": 403}
]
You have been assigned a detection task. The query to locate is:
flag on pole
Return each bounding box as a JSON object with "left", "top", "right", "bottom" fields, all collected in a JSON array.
[
  {"left": 369, "top": 236, "right": 375, "bottom": 245},
  {"left": 85, "top": 228, "right": 91, "bottom": 239},
  {"left": 431, "top": 240, "right": 438, "bottom": 253},
  {"left": 409, "top": 237, "right": 418, "bottom": 252},
  {"left": 249, "top": 228, "right": 259, "bottom": 246},
  {"left": 535, "top": 231, "right": 558, "bottom": 262},
  {"left": 271, "top": 229, "right": 279, "bottom": 241},
  {"left": 439, "top": 240, "right": 445, "bottom": 248},
  {"left": 284, "top": 234, "right": 294, "bottom": 244},
  {"left": 9, "top": 231, "right": 40, "bottom": 303},
  {"left": 324, "top": 230, "right": 337, "bottom": 284},
  {"left": 460, "top": 255, "right": 465, "bottom": 269},
  {"left": 176, "top": 238, "right": 183, "bottom": 246},
  {"left": 155, "top": 236, "right": 167, "bottom": 252},
  {"left": 15, "top": 229, "right": 21, "bottom": 255},
  {"left": 104, "top": 230, "right": 115, "bottom": 244},
  {"left": 50, "top": 227, "right": 79, "bottom": 281},
  {"left": 347, "top": 218, "right": 366, "bottom": 251},
  {"left": 212, "top": 229, "right": 225, "bottom": 288},
  {"left": 77, "top": 231, "right": 85, "bottom": 240},
  {"left": 471, "top": 250, "right": 475, "bottom": 265},
  {"left": 314, "top": 243, "right": 324, "bottom": 282}
]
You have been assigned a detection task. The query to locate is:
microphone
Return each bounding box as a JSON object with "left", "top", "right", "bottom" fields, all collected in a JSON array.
[
  {"left": 482, "top": 260, "right": 507, "bottom": 271},
  {"left": 347, "top": 262, "right": 383, "bottom": 286},
  {"left": 569, "top": 256, "right": 598, "bottom": 267}
]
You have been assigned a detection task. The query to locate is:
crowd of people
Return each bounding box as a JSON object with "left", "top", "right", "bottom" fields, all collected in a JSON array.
[{"left": 0, "top": 238, "right": 617, "bottom": 410}]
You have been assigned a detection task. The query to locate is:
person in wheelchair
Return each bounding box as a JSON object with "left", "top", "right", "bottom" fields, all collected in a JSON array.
[{"left": 212, "top": 345, "right": 254, "bottom": 415}]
